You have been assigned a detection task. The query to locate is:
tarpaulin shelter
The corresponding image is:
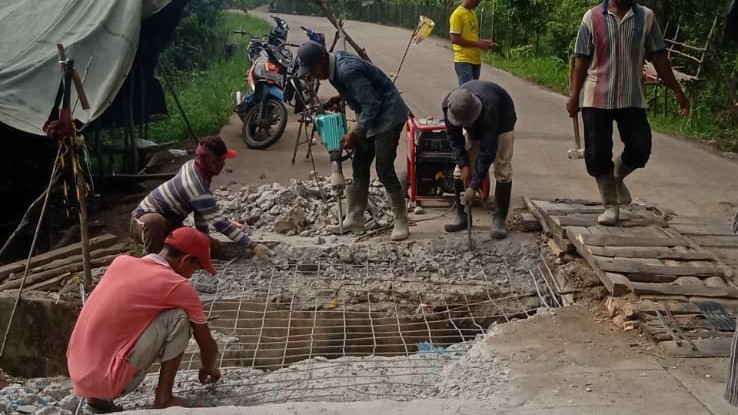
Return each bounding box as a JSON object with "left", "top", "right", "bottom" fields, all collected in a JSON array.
[
  {"left": 0, "top": 0, "right": 189, "bottom": 255},
  {"left": 0, "top": 0, "right": 185, "bottom": 135}
]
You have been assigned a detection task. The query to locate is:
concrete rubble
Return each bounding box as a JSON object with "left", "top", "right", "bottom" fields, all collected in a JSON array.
[
  {"left": 0, "top": 328, "right": 511, "bottom": 414},
  {"left": 209, "top": 176, "right": 396, "bottom": 236}
]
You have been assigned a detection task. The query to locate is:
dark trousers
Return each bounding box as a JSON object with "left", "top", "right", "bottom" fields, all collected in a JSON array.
[
  {"left": 581, "top": 108, "right": 652, "bottom": 177},
  {"left": 352, "top": 122, "right": 404, "bottom": 193}
]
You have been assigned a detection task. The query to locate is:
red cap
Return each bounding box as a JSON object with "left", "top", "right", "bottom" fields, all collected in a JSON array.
[
  {"left": 200, "top": 136, "right": 237, "bottom": 159},
  {"left": 164, "top": 227, "right": 217, "bottom": 275}
]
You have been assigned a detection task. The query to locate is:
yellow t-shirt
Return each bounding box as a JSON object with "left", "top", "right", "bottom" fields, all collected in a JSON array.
[{"left": 449, "top": 6, "right": 480, "bottom": 64}]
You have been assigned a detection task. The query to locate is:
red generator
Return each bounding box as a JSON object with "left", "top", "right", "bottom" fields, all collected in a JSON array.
[{"left": 405, "top": 116, "right": 489, "bottom": 205}]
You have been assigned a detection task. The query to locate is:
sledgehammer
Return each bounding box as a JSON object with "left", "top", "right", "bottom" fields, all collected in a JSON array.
[
  {"left": 567, "top": 55, "right": 584, "bottom": 160},
  {"left": 568, "top": 115, "right": 584, "bottom": 159}
]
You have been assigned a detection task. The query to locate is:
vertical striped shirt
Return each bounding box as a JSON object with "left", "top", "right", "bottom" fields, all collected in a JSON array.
[
  {"left": 574, "top": 1, "right": 666, "bottom": 109},
  {"left": 132, "top": 160, "right": 251, "bottom": 246}
]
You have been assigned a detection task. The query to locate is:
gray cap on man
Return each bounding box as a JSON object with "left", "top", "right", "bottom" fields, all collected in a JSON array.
[
  {"left": 446, "top": 88, "right": 483, "bottom": 128},
  {"left": 296, "top": 41, "right": 326, "bottom": 78}
]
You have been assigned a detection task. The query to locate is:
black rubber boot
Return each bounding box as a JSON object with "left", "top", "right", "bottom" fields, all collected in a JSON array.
[
  {"left": 444, "top": 179, "right": 469, "bottom": 232},
  {"left": 490, "top": 181, "right": 512, "bottom": 239}
]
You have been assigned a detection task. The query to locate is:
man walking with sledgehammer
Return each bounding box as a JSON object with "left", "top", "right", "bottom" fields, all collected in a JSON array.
[
  {"left": 443, "top": 80, "right": 516, "bottom": 239},
  {"left": 567, "top": 0, "right": 689, "bottom": 226}
]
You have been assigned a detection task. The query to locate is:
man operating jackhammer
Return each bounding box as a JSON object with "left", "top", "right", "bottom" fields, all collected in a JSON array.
[
  {"left": 295, "top": 41, "right": 410, "bottom": 241},
  {"left": 130, "top": 135, "right": 272, "bottom": 260},
  {"left": 442, "top": 80, "right": 516, "bottom": 239}
]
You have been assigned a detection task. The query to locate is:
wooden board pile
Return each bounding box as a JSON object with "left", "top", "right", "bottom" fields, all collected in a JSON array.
[
  {"left": 527, "top": 198, "right": 738, "bottom": 357},
  {"left": 0, "top": 233, "right": 125, "bottom": 292}
]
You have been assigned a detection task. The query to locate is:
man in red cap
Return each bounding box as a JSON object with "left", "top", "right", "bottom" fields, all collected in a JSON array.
[
  {"left": 130, "top": 135, "right": 271, "bottom": 260},
  {"left": 67, "top": 227, "right": 222, "bottom": 412}
]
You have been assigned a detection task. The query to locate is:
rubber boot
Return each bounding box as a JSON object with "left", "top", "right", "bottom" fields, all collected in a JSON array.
[
  {"left": 614, "top": 155, "right": 636, "bottom": 205},
  {"left": 388, "top": 191, "right": 409, "bottom": 241},
  {"left": 327, "top": 185, "right": 368, "bottom": 234},
  {"left": 444, "top": 179, "right": 468, "bottom": 232},
  {"left": 596, "top": 174, "right": 619, "bottom": 226},
  {"left": 490, "top": 181, "right": 512, "bottom": 239}
]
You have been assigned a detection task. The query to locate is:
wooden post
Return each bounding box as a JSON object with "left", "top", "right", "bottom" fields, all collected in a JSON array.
[{"left": 56, "top": 46, "right": 93, "bottom": 288}]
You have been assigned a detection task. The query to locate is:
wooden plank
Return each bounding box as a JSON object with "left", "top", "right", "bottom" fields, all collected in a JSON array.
[
  {"left": 547, "top": 239, "right": 564, "bottom": 258},
  {"left": 631, "top": 300, "right": 701, "bottom": 315},
  {"left": 566, "top": 226, "right": 633, "bottom": 295},
  {"left": 670, "top": 223, "right": 736, "bottom": 236},
  {"left": 587, "top": 245, "right": 715, "bottom": 260},
  {"left": 593, "top": 256, "right": 729, "bottom": 278},
  {"left": 26, "top": 272, "right": 72, "bottom": 291},
  {"left": 630, "top": 281, "right": 738, "bottom": 298},
  {"left": 524, "top": 198, "right": 551, "bottom": 236},
  {"left": 531, "top": 200, "right": 604, "bottom": 215},
  {"left": 659, "top": 337, "right": 733, "bottom": 357},
  {"left": 602, "top": 272, "right": 633, "bottom": 296},
  {"left": 0, "top": 254, "right": 118, "bottom": 291},
  {"left": 575, "top": 233, "right": 688, "bottom": 247},
  {"left": 0, "top": 234, "right": 117, "bottom": 280},
  {"left": 689, "top": 235, "right": 738, "bottom": 248},
  {"left": 28, "top": 243, "right": 127, "bottom": 275}
]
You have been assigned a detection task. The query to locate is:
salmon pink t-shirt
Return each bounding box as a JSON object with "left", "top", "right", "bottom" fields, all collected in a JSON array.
[{"left": 66, "top": 254, "right": 207, "bottom": 398}]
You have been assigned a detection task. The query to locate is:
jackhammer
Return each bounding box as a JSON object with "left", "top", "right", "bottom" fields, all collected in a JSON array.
[{"left": 314, "top": 111, "right": 350, "bottom": 234}]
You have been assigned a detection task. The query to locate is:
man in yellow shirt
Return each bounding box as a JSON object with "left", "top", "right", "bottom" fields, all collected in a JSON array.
[{"left": 450, "top": 0, "right": 497, "bottom": 85}]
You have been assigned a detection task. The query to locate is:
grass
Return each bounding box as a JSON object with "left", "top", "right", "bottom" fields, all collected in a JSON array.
[
  {"left": 483, "top": 52, "right": 738, "bottom": 153},
  {"left": 146, "top": 12, "right": 273, "bottom": 145}
]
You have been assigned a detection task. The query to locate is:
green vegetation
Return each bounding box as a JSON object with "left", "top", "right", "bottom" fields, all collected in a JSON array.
[
  {"left": 147, "top": 10, "right": 271, "bottom": 144},
  {"left": 271, "top": 0, "right": 737, "bottom": 152}
]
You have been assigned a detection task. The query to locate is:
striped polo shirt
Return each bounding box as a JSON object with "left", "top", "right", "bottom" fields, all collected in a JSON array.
[
  {"left": 574, "top": 1, "right": 666, "bottom": 109},
  {"left": 132, "top": 160, "right": 251, "bottom": 246}
]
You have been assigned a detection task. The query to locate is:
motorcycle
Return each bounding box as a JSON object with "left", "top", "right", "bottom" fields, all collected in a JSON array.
[
  {"left": 283, "top": 26, "right": 327, "bottom": 114},
  {"left": 234, "top": 16, "right": 293, "bottom": 149}
]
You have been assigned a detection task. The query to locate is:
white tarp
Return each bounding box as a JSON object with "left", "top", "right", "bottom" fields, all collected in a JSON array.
[{"left": 0, "top": 0, "right": 173, "bottom": 135}]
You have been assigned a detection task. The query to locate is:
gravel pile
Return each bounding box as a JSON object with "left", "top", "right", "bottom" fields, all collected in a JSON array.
[
  {"left": 211, "top": 176, "right": 396, "bottom": 237},
  {"left": 192, "top": 238, "right": 543, "bottom": 300}
]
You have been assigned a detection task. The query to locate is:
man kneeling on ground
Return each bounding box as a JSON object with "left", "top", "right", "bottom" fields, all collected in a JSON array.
[{"left": 67, "top": 227, "right": 221, "bottom": 412}]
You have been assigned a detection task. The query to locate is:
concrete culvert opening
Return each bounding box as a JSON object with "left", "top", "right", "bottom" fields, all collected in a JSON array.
[{"left": 111, "top": 239, "right": 557, "bottom": 408}]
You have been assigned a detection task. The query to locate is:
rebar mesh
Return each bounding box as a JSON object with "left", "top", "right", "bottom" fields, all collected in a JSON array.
[{"left": 118, "top": 259, "right": 552, "bottom": 406}]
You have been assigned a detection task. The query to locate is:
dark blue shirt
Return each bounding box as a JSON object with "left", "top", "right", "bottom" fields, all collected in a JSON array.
[
  {"left": 329, "top": 51, "right": 408, "bottom": 139},
  {"left": 442, "top": 80, "right": 516, "bottom": 190}
]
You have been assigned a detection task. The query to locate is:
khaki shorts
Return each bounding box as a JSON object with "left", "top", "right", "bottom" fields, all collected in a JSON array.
[
  {"left": 453, "top": 130, "right": 515, "bottom": 183},
  {"left": 129, "top": 213, "right": 180, "bottom": 254},
  {"left": 121, "top": 308, "right": 191, "bottom": 395}
]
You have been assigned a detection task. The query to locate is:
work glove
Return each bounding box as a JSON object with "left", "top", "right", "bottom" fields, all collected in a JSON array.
[
  {"left": 252, "top": 243, "right": 273, "bottom": 261},
  {"left": 462, "top": 187, "right": 478, "bottom": 207}
]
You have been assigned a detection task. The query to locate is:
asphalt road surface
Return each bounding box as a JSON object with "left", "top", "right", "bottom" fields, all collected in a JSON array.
[{"left": 215, "top": 11, "right": 738, "bottom": 219}]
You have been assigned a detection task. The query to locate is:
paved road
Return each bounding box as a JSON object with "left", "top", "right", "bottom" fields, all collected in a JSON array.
[{"left": 216, "top": 11, "right": 738, "bottom": 219}]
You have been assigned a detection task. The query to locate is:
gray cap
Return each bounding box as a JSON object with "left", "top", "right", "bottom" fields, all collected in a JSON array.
[
  {"left": 446, "top": 88, "right": 482, "bottom": 127},
  {"left": 296, "top": 41, "right": 326, "bottom": 78}
]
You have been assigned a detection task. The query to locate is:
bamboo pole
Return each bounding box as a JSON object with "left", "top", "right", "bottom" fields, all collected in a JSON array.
[{"left": 314, "top": 0, "right": 372, "bottom": 62}]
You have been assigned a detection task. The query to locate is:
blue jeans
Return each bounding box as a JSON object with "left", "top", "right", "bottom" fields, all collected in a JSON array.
[{"left": 454, "top": 62, "right": 481, "bottom": 86}]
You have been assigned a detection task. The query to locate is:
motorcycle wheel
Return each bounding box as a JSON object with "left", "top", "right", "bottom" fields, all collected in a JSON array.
[{"left": 242, "top": 97, "right": 288, "bottom": 149}]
